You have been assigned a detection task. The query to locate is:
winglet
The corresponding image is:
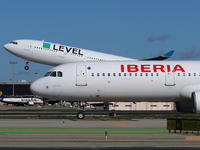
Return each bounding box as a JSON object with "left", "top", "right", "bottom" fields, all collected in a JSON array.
[{"left": 141, "top": 57, "right": 148, "bottom": 60}]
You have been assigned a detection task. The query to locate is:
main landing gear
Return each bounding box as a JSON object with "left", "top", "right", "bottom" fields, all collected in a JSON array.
[{"left": 24, "top": 61, "right": 29, "bottom": 70}]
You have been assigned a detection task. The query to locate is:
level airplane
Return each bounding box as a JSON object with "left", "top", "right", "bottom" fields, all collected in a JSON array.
[
  {"left": 4, "top": 39, "right": 174, "bottom": 70},
  {"left": 0, "top": 90, "right": 43, "bottom": 106},
  {"left": 30, "top": 60, "right": 200, "bottom": 119}
]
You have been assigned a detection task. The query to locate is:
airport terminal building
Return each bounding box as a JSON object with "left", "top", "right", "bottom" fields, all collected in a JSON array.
[{"left": 0, "top": 81, "right": 32, "bottom": 96}]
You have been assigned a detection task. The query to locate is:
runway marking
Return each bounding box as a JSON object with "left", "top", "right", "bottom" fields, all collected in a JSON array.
[
  {"left": 113, "top": 124, "right": 131, "bottom": 127},
  {"left": 0, "top": 128, "right": 170, "bottom": 134}
]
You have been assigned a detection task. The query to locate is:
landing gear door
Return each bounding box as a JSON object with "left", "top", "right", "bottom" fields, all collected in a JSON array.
[
  {"left": 76, "top": 65, "right": 87, "bottom": 86},
  {"left": 165, "top": 65, "right": 175, "bottom": 86}
]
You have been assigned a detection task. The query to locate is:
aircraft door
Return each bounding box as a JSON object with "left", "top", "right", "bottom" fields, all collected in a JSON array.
[
  {"left": 165, "top": 65, "right": 175, "bottom": 86},
  {"left": 76, "top": 65, "right": 87, "bottom": 86},
  {"left": 24, "top": 42, "right": 31, "bottom": 51}
]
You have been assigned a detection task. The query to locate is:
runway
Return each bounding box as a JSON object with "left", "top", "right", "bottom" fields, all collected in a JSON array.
[
  {"left": 0, "top": 109, "right": 181, "bottom": 116},
  {"left": 0, "top": 119, "right": 199, "bottom": 148}
]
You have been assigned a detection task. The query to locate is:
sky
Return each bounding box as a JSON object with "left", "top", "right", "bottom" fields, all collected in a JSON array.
[{"left": 1, "top": 0, "right": 200, "bottom": 82}]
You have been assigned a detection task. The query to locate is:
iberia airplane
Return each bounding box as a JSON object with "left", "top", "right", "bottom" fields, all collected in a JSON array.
[
  {"left": 4, "top": 39, "right": 174, "bottom": 70},
  {"left": 30, "top": 60, "right": 200, "bottom": 119}
]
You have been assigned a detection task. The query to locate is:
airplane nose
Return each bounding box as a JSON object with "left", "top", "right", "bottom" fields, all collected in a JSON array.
[
  {"left": 3, "top": 44, "right": 9, "bottom": 51},
  {"left": 30, "top": 81, "right": 39, "bottom": 95},
  {"left": 30, "top": 77, "right": 50, "bottom": 97}
]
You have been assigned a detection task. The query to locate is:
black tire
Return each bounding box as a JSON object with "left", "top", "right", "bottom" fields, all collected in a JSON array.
[
  {"left": 24, "top": 66, "right": 29, "bottom": 70},
  {"left": 77, "top": 112, "right": 85, "bottom": 119}
]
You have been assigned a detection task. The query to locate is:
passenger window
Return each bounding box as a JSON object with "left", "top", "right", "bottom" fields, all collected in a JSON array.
[
  {"left": 156, "top": 73, "right": 159, "bottom": 76},
  {"left": 194, "top": 73, "right": 196, "bottom": 76},
  {"left": 97, "top": 73, "right": 100, "bottom": 77},
  {"left": 183, "top": 73, "right": 185, "bottom": 76},
  {"left": 135, "top": 73, "right": 137, "bottom": 76},
  {"left": 124, "top": 73, "right": 126, "bottom": 77},
  {"left": 50, "top": 71, "right": 56, "bottom": 77},
  {"left": 129, "top": 73, "right": 132, "bottom": 77},
  {"left": 140, "top": 73, "right": 142, "bottom": 76},
  {"left": 113, "top": 73, "right": 116, "bottom": 77},
  {"left": 178, "top": 73, "right": 180, "bottom": 76},
  {"left": 119, "top": 73, "right": 121, "bottom": 77},
  {"left": 91, "top": 73, "right": 94, "bottom": 77},
  {"left": 146, "top": 73, "right": 148, "bottom": 76},
  {"left": 58, "top": 71, "right": 62, "bottom": 77},
  {"left": 188, "top": 73, "right": 191, "bottom": 76},
  {"left": 108, "top": 73, "right": 110, "bottom": 77},
  {"left": 151, "top": 73, "right": 153, "bottom": 76},
  {"left": 102, "top": 73, "right": 105, "bottom": 76}
]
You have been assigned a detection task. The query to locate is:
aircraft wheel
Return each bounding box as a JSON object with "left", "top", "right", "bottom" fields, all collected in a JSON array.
[
  {"left": 77, "top": 112, "right": 85, "bottom": 119},
  {"left": 24, "top": 66, "right": 29, "bottom": 70}
]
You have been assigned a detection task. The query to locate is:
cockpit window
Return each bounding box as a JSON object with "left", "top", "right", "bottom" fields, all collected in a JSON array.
[
  {"left": 10, "top": 41, "right": 18, "bottom": 45},
  {"left": 44, "top": 71, "right": 52, "bottom": 77},
  {"left": 58, "top": 71, "right": 62, "bottom": 77},
  {"left": 50, "top": 71, "right": 56, "bottom": 77},
  {"left": 44, "top": 71, "right": 62, "bottom": 77}
]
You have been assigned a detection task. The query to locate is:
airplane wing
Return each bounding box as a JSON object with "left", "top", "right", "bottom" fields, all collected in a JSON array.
[{"left": 141, "top": 50, "right": 175, "bottom": 61}]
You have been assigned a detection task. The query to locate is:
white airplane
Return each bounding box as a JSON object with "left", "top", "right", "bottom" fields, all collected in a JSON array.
[
  {"left": 0, "top": 90, "right": 43, "bottom": 106},
  {"left": 30, "top": 60, "right": 200, "bottom": 119},
  {"left": 4, "top": 39, "right": 174, "bottom": 70}
]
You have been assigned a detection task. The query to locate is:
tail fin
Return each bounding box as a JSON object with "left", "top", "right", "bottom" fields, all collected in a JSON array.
[
  {"left": 142, "top": 50, "right": 175, "bottom": 61},
  {"left": 0, "top": 90, "right": 7, "bottom": 98}
]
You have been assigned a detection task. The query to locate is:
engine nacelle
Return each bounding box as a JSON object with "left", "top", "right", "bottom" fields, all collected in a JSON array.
[
  {"left": 28, "top": 100, "right": 34, "bottom": 106},
  {"left": 192, "top": 91, "right": 200, "bottom": 113},
  {"left": 175, "top": 101, "right": 193, "bottom": 113},
  {"left": 176, "top": 91, "right": 200, "bottom": 113}
]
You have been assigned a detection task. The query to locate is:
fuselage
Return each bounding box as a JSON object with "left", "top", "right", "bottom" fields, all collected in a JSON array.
[
  {"left": 30, "top": 60, "right": 200, "bottom": 102},
  {"left": 4, "top": 40, "right": 135, "bottom": 66}
]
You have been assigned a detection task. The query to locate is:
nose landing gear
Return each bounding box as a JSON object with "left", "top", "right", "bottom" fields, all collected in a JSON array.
[
  {"left": 24, "top": 61, "right": 29, "bottom": 70},
  {"left": 77, "top": 111, "right": 85, "bottom": 119}
]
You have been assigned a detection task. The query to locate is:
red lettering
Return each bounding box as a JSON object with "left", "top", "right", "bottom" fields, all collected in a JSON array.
[
  {"left": 173, "top": 65, "right": 185, "bottom": 72},
  {"left": 167, "top": 65, "right": 170, "bottom": 72},
  {"left": 121, "top": 64, "right": 185, "bottom": 73},
  {"left": 127, "top": 65, "right": 139, "bottom": 72},
  {"left": 153, "top": 65, "right": 165, "bottom": 72},
  {"left": 121, "top": 65, "right": 124, "bottom": 72},
  {"left": 141, "top": 65, "right": 151, "bottom": 72}
]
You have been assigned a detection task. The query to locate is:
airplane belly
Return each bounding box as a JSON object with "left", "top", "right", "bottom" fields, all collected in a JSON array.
[{"left": 59, "top": 74, "right": 181, "bottom": 102}]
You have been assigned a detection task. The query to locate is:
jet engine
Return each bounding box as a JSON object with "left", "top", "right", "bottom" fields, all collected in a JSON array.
[
  {"left": 192, "top": 91, "right": 200, "bottom": 113},
  {"left": 28, "top": 100, "right": 34, "bottom": 106},
  {"left": 176, "top": 91, "right": 200, "bottom": 113},
  {"left": 175, "top": 101, "right": 193, "bottom": 113}
]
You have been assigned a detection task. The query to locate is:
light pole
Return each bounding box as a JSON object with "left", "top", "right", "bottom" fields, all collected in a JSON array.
[
  {"left": 35, "top": 72, "right": 38, "bottom": 80},
  {"left": 10, "top": 61, "right": 17, "bottom": 96}
]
